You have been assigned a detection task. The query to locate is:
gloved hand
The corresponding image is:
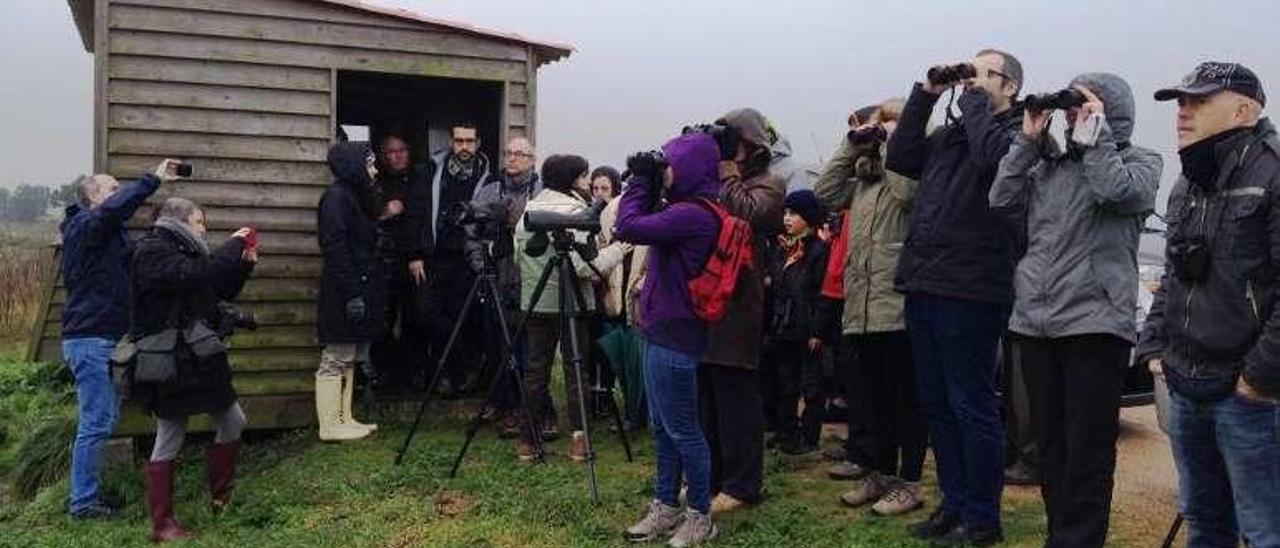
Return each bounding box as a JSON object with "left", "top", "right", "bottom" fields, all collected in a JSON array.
[{"left": 345, "top": 297, "right": 367, "bottom": 323}]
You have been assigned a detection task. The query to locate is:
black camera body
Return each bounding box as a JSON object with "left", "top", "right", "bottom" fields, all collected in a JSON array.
[
  {"left": 927, "top": 63, "right": 978, "bottom": 87},
  {"left": 1169, "top": 236, "right": 1212, "bottom": 283},
  {"left": 626, "top": 150, "right": 668, "bottom": 181},
  {"left": 1024, "top": 89, "right": 1087, "bottom": 113},
  {"left": 215, "top": 302, "right": 258, "bottom": 338},
  {"left": 848, "top": 124, "right": 888, "bottom": 146},
  {"left": 682, "top": 123, "right": 742, "bottom": 161}
]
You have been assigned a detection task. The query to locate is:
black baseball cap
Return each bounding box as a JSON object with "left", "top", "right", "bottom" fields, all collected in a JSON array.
[{"left": 1155, "top": 61, "right": 1266, "bottom": 107}]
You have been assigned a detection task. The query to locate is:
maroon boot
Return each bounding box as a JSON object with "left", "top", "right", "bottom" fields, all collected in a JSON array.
[
  {"left": 146, "top": 460, "right": 194, "bottom": 543},
  {"left": 207, "top": 441, "right": 240, "bottom": 513}
]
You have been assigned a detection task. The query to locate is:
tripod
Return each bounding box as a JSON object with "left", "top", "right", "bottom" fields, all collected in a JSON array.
[
  {"left": 396, "top": 230, "right": 633, "bottom": 502},
  {"left": 396, "top": 244, "right": 547, "bottom": 468}
]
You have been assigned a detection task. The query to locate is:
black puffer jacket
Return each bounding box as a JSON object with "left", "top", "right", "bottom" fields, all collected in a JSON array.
[
  {"left": 317, "top": 142, "right": 389, "bottom": 344},
  {"left": 766, "top": 234, "right": 829, "bottom": 343},
  {"left": 887, "top": 84, "right": 1024, "bottom": 305},
  {"left": 131, "top": 228, "right": 253, "bottom": 419},
  {"left": 1137, "top": 119, "right": 1280, "bottom": 400}
]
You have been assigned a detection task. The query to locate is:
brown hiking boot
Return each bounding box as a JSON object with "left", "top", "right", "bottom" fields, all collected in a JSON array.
[
  {"left": 871, "top": 481, "right": 924, "bottom": 516},
  {"left": 568, "top": 431, "right": 587, "bottom": 462},
  {"left": 710, "top": 493, "right": 746, "bottom": 515},
  {"left": 498, "top": 412, "right": 521, "bottom": 439},
  {"left": 540, "top": 415, "right": 560, "bottom": 442},
  {"left": 839, "top": 472, "right": 891, "bottom": 508},
  {"left": 516, "top": 440, "right": 539, "bottom": 462}
]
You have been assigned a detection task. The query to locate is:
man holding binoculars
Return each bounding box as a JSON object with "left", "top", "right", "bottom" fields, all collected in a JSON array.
[{"left": 885, "top": 49, "right": 1024, "bottom": 546}]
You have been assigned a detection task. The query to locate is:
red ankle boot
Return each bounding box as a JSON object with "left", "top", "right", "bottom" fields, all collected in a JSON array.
[{"left": 146, "top": 460, "right": 194, "bottom": 543}]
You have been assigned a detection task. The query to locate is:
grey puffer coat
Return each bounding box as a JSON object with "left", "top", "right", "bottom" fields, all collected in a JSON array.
[{"left": 990, "top": 73, "right": 1162, "bottom": 343}]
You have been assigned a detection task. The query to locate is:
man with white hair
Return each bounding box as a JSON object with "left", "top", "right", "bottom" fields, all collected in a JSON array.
[
  {"left": 1137, "top": 61, "right": 1280, "bottom": 547},
  {"left": 59, "top": 159, "right": 178, "bottom": 518}
]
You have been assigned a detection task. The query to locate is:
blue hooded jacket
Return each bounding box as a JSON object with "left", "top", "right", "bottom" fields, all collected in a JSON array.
[{"left": 59, "top": 173, "right": 160, "bottom": 340}]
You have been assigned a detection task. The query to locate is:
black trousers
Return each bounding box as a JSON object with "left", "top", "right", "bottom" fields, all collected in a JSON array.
[
  {"left": 370, "top": 264, "right": 430, "bottom": 385},
  {"left": 851, "top": 331, "right": 927, "bottom": 481},
  {"left": 838, "top": 335, "right": 878, "bottom": 466},
  {"left": 1013, "top": 333, "right": 1128, "bottom": 548},
  {"left": 419, "top": 254, "right": 483, "bottom": 386},
  {"left": 1002, "top": 334, "right": 1038, "bottom": 470},
  {"left": 699, "top": 364, "right": 764, "bottom": 503},
  {"left": 769, "top": 340, "right": 824, "bottom": 446}
]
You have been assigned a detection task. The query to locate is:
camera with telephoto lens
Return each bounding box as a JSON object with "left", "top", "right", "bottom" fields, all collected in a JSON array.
[
  {"left": 215, "top": 302, "right": 258, "bottom": 338},
  {"left": 1168, "top": 235, "right": 1211, "bottom": 283},
  {"left": 1024, "top": 89, "right": 1087, "bottom": 113},
  {"left": 847, "top": 124, "right": 888, "bottom": 146},
  {"left": 927, "top": 63, "right": 978, "bottom": 87},
  {"left": 682, "top": 123, "right": 742, "bottom": 161}
]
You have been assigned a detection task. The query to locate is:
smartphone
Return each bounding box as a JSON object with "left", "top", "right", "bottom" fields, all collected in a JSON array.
[{"left": 175, "top": 162, "right": 194, "bottom": 178}]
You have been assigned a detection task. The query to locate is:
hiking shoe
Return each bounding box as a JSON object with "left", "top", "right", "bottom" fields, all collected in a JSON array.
[
  {"left": 1003, "top": 459, "right": 1040, "bottom": 486},
  {"left": 828, "top": 460, "right": 872, "bottom": 481},
  {"left": 840, "top": 472, "right": 891, "bottom": 508},
  {"left": 667, "top": 509, "right": 718, "bottom": 548},
  {"left": 70, "top": 500, "right": 121, "bottom": 520},
  {"left": 516, "top": 440, "right": 539, "bottom": 462},
  {"left": 822, "top": 446, "right": 848, "bottom": 462},
  {"left": 932, "top": 524, "right": 1004, "bottom": 546},
  {"left": 540, "top": 416, "right": 561, "bottom": 442},
  {"left": 569, "top": 431, "right": 588, "bottom": 462},
  {"left": 625, "top": 500, "right": 683, "bottom": 543},
  {"left": 779, "top": 438, "right": 816, "bottom": 455},
  {"left": 498, "top": 412, "right": 521, "bottom": 439},
  {"left": 710, "top": 493, "right": 746, "bottom": 515},
  {"left": 871, "top": 481, "right": 924, "bottom": 516},
  {"left": 908, "top": 507, "right": 962, "bottom": 540}
]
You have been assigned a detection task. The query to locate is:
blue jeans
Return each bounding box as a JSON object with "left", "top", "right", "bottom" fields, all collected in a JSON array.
[
  {"left": 1169, "top": 387, "right": 1280, "bottom": 548},
  {"left": 62, "top": 337, "right": 120, "bottom": 515},
  {"left": 645, "top": 342, "right": 711, "bottom": 513},
  {"left": 905, "top": 293, "right": 1008, "bottom": 530}
]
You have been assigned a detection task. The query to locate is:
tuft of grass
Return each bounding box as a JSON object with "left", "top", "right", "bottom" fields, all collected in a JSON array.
[{"left": 10, "top": 416, "right": 76, "bottom": 500}]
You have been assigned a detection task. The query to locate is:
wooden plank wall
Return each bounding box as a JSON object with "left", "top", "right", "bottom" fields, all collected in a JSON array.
[{"left": 35, "top": 0, "right": 539, "bottom": 434}]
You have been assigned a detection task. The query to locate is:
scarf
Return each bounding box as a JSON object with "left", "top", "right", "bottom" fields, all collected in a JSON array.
[
  {"left": 154, "top": 217, "right": 210, "bottom": 256},
  {"left": 447, "top": 153, "right": 481, "bottom": 182},
  {"left": 1179, "top": 127, "right": 1250, "bottom": 190},
  {"left": 777, "top": 229, "right": 811, "bottom": 268}
]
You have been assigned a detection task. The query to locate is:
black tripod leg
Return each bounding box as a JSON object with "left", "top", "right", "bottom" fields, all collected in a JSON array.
[
  {"left": 605, "top": 385, "right": 634, "bottom": 462},
  {"left": 395, "top": 273, "right": 484, "bottom": 466},
  {"left": 1160, "top": 514, "right": 1183, "bottom": 548},
  {"left": 449, "top": 278, "right": 547, "bottom": 476},
  {"left": 559, "top": 258, "right": 600, "bottom": 503}
]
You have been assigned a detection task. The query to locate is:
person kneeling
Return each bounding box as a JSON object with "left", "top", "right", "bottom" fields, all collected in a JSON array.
[{"left": 130, "top": 198, "right": 257, "bottom": 542}]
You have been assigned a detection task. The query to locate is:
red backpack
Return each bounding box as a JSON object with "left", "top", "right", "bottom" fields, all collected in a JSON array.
[{"left": 686, "top": 198, "right": 755, "bottom": 323}]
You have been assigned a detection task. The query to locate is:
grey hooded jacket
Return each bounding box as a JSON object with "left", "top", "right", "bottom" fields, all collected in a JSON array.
[{"left": 990, "top": 73, "right": 1163, "bottom": 343}]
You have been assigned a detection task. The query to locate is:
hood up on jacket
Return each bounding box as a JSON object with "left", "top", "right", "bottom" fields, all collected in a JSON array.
[
  {"left": 328, "top": 141, "right": 374, "bottom": 187},
  {"left": 662, "top": 133, "right": 721, "bottom": 202},
  {"left": 1070, "top": 72, "right": 1136, "bottom": 143}
]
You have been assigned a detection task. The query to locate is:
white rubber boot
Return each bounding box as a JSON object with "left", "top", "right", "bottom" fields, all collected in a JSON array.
[
  {"left": 342, "top": 368, "right": 378, "bottom": 433},
  {"left": 315, "top": 374, "right": 369, "bottom": 441}
]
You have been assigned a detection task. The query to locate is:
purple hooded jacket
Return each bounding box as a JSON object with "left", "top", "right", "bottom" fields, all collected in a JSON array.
[{"left": 614, "top": 133, "right": 722, "bottom": 354}]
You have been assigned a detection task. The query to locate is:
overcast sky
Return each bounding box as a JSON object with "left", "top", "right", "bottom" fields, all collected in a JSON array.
[{"left": 3, "top": 0, "right": 1279, "bottom": 208}]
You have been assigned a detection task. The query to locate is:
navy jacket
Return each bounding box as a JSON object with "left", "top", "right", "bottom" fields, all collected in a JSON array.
[
  {"left": 59, "top": 173, "right": 160, "bottom": 340},
  {"left": 886, "top": 84, "right": 1024, "bottom": 306},
  {"left": 316, "top": 142, "right": 389, "bottom": 344}
]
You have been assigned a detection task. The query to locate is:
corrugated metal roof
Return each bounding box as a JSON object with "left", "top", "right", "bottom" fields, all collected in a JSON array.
[{"left": 66, "top": 0, "right": 573, "bottom": 65}]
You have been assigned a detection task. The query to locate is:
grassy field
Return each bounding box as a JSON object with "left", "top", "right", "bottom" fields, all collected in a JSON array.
[{"left": 0, "top": 333, "right": 1066, "bottom": 548}]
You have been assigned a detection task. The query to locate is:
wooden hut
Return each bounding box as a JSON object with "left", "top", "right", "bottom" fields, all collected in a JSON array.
[{"left": 33, "top": 0, "right": 572, "bottom": 434}]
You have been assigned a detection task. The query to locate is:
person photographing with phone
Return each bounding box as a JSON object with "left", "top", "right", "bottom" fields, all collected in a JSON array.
[
  {"left": 58, "top": 159, "right": 181, "bottom": 520},
  {"left": 885, "top": 49, "right": 1025, "bottom": 545},
  {"left": 990, "top": 73, "right": 1162, "bottom": 548}
]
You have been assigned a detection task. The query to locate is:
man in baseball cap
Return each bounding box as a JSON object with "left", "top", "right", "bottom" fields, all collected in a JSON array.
[{"left": 1137, "top": 61, "right": 1280, "bottom": 547}]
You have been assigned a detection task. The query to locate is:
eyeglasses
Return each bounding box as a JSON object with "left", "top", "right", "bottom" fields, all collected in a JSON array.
[
  {"left": 504, "top": 150, "right": 533, "bottom": 158},
  {"left": 987, "top": 69, "right": 1013, "bottom": 82},
  {"left": 453, "top": 137, "right": 477, "bottom": 144}
]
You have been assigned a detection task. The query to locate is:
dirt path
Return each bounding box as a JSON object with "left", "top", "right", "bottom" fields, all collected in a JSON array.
[{"left": 1109, "top": 405, "right": 1182, "bottom": 545}]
